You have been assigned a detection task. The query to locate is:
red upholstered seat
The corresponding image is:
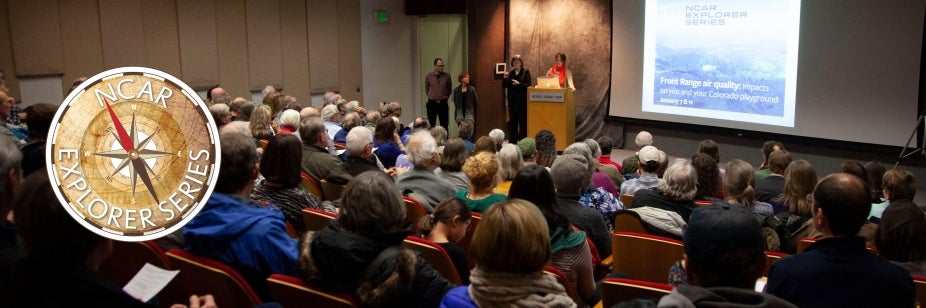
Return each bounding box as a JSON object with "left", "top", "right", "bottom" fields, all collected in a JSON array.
[
  {"left": 402, "top": 236, "right": 463, "bottom": 285},
  {"left": 302, "top": 208, "right": 337, "bottom": 232},
  {"left": 267, "top": 274, "right": 357, "bottom": 308},
  {"left": 611, "top": 232, "right": 685, "bottom": 283},
  {"left": 165, "top": 249, "right": 262, "bottom": 308}
]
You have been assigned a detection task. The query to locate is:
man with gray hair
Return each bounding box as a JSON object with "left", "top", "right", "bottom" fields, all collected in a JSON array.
[
  {"left": 551, "top": 154, "right": 611, "bottom": 259},
  {"left": 395, "top": 131, "right": 456, "bottom": 212},
  {"left": 299, "top": 117, "right": 352, "bottom": 185},
  {"left": 343, "top": 127, "right": 382, "bottom": 177},
  {"left": 623, "top": 131, "right": 654, "bottom": 176},
  {"left": 262, "top": 85, "right": 279, "bottom": 106},
  {"left": 364, "top": 111, "right": 380, "bottom": 134},
  {"left": 630, "top": 159, "right": 698, "bottom": 222},
  {"left": 208, "top": 103, "right": 231, "bottom": 128},
  {"left": 321, "top": 104, "right": 343, "bottom": 139}
]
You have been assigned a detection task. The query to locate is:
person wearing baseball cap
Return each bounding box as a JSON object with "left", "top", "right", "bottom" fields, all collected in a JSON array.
[
  {"left": 620, "top": 145, "right": 662, "bottom": 196},
  {"left": 658, "top": 203, "right": 796, "bottom": 307},
  {"left": 518, "top": 138, "right": 537, "bottom": 165}
]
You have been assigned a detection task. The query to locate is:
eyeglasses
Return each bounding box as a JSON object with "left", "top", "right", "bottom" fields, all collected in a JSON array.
[{"left": 435, "top": 65, "right": 445, "bottom": 67}]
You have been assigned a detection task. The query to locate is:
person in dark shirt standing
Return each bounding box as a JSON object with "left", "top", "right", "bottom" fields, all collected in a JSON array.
[{"left": 425, "top": 58, "right": 452, "bottom": 132}]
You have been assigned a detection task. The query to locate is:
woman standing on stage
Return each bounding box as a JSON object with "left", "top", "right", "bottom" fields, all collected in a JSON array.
[
  {"left": 453, "top": 71, "right": 478, "bottom": 126},
  {"left": 503, "top": 55, "right": 531, "bottom": 143},
  {"left": 547, "top": 52, "right": 575, "bottom": 92}
]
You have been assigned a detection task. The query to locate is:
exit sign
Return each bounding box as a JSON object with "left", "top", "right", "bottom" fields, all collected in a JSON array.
[{"left": 374, "top": 10, "right": 388, "bottom": 23}]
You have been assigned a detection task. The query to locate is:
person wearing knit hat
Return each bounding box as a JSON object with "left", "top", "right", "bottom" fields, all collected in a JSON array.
[
  {"left": 658, "top": 203, "right": 797, "bottom": 307},
  {"left": 550, "top": 154, "right": 611, "bottom": 269},
  {"left": 518, "top": 138, "right": 537, "bottom": 164}
]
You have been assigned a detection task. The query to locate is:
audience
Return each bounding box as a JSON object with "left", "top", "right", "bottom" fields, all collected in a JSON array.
[
  {"left": 620, "top": 145, "right": 661, "bottom": 196},
  {"left": 724, "top": 159, "right": 774, "bottom": 216},
  {"left": 550, "top": 154, "right": 611, "bottom": 264},
  {"left": 237, "top": 101, "right": 256, "bottom": 121},
  {"left": 864, "top": 160, "right": 886, "bottom": 201},
  {"left": 343, "top": 126, "right": 384, "bottom": 177},
  {"left": 457, "top": 152, "right": 507, "bottom": 213},
  {"left": 436, "top": 138, "right": 470, "bottom": 191},
  {"left": 842, "top": 161, "right": 880, "bottom": 204},
  {"left": 249, "top": 104, "right": 275, "bottom": 141},
  {"left": 395, "top": 131, "right": 457, "bottom": 212},
  {"left": 18, "top": 103, "right": 55, "bottom": 177},
  {"left": 765, "top": 173, "right": 914, "bottom": 307},
  {"left": 755, "top": 141, "right": 783, "bottom": 180},
  {"left": 535, "top": 129, "right": 557, "bottom": 168},
  {"left": 299, "top": 117, "right": 352, "bottom": 185},
  {"left": 430, "top": 126, "right": 448, "bottom": 153},
  {"left": 277, "top": 109, "right": 300, "bottom": 137},
  {"left": 658, "top": 204, "right": 796, "bottom": 307},
  {"left": 417, "top": 197, "right": 473, "bottom": 285},
  {"left": 773, "top": 159, "right": 819, "bottom": 253},
  {"left": 756, "top": 150, "right": 791, "bottom": 208},
  {"left": 321, "top": 104, "right": 343, "bottom": 140},
  {"left": 875, "top": 200, "right": 926, "bottom": 276},
  {"left": 586, "top": 138, "right": 623, "bottom": 189},
  {"left": 509, "top": 164, "right": 599, "bottom": 305},
  {"left": 333, "top": 112, "right": 360, "bottom": 146},
  {"left": 564, "top": 142, "right": 621, "bottom": 228},
  {"left": 497, "top": 143, "right": 524, "bottom": 181},
  {"left": 596, "top": 135, "right": 623, "bottom": 173},
  {"left": 373, "top": 116, "right": 405, "bottom": 169},
  {"left": 251, "top": 134, "right": 335, "bottom": 234},
  {"left": 183, "top": 132, "right": 300, "bottom": 301},
  {"left": 622, "top": 131, "right": 653, "bottom": 176},
  {"left": 472, "top": 136, "right": 496, "bottom": 155},
  {"left": 871, "top": 169, "right": 917, "bottom": 219},
  {"left": 691, "top": 153, "right": 723, "bottom": 201},
  {"left": 440, "top": 199, "right": 575, "bottom": 307},
  {"left": 518, "top": 137, "right": 538, "bottom": 165},
  {"left": 300, "top": 171, "right": 454, "bottom": 307},
  {"left": 208, "top": 103, "right": 231, "bottom": 128},
  {"left": 566, "top": 142, "right": 618, "bottom": 197},
  {"left": 0, "top": 139, "right": 21, "bottom": 275},
  {"left": 458, "top": 120, "right": 475, "bottom": 155},
  {"left": 629, "top": 160, "right": 698, "bottom": 229}
]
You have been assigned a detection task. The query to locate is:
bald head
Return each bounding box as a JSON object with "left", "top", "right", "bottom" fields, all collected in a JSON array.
[
  {"left": 300, "top": 106, "right": 320, "bottom": 120},
  {"left": 813, "top": 173, "right": 872, "bottom": 237}
]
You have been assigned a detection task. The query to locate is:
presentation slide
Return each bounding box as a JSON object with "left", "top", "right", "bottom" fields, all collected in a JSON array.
[
  {"left": 642, "top": 0, "right": 800, "bottom": 127},
  {"left": 610, "top": 0, "right": 926, "bottom": 147}
]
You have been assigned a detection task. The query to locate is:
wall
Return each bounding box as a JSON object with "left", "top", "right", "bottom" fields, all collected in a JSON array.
[
  {"left": 0, "top": 0, "right": 362, "bottom": 106},
  {"left": 360, "top": 0, "right": 417, "bottom": 124},
  {"left": 467, "top": 0, "right": 506, "bottom": 138},
  {"left": 418, "top": 15, "right": 466, "bottom": 135}
]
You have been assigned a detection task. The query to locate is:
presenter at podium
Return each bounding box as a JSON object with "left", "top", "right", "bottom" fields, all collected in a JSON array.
[
  {"left": 503, "top": 55, "right": 531, "bottom": 143},
  {"left": 546, "top": 52, "right": 576, "bottom": 92}
]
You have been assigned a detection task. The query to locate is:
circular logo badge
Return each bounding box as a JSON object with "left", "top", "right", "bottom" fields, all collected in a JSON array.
[{"left": 47, "top": 67, "right": 221, "bottom": 242}]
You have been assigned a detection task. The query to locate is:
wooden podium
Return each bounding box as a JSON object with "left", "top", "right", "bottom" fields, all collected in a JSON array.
[{"left": 527, "top": 87, "right": 575, "bottom": 152}]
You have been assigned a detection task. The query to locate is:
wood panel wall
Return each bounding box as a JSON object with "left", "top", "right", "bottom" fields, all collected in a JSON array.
[
  {"left": 467, "top": 0, "right": 507, "bottom": 138},
  {"left": 0, "top": 0, "right": 360, "bottom": 103}
]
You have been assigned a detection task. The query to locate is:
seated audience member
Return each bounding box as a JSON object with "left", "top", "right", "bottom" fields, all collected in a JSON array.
[
  {"left": 865, "top": 160, "right": 887, "bottom": 201},
  {"left": 697, "top": 139, "right": 720, "bottom": 165},
  {"left": 401, "top": 117, "right": 430, "bottom": 145},
  {"left": 440, "top": 199, "right": 575, "bottom": 307},
  {"left": 300, "top": 171, "right": 454, "bottom": 306},
  {"left": 458, "top": 120, "right": 475, "bottom": 155},
  {"left": 756, "top": 150, "right": 791, "bottom": 209},
  {"left": 252, "top": 134, "right": 336, "bottom": 233},
  {"left": 0, "top": 140, "right": 22, "bottom": 275},
  {"left": 765, "top": 174, "right": 914, "bottom": 307},
  {"left": 373, "top": 116, "right": 405, "bottom": 169},
  {"left": 724, "top": 159, "right": 774, "bottom": 216},
  {"left": 364, "top": 111, "right": 380, "bottom": 134},
  {"left": 183, "top": 132, "right": 301, "bottom": 301},
  {"left": 299, "top": 117, "right": 353, "bottom": 185},
  {"left": 417, "top": 197, "right": 473, "bottom": 285},
  {"left": 658, "top": 204, "right": 796, "bottom": 307},
  {"left": 228, "top": 97, "right": 247, "bottom": 121},
  {"left": 755, "top": 141, "right": 783, "bottom": 180},
  {"left": 333, "top": 112, "right": 361, "bottom": 147},
  {"left": 622, "top": 131, "right": 653, "bottom": 176},
  {"left": 208, "top": 103, "right": 231, "bottom": 129},
  {"left": 488, "top": 128, "right": 506, "bottom": 152},
  {"left": 842, "top": 161, "right": 881, "bottom": 204},
  {"left": 620, "top": 145, "right": 661, "bottom": 196},
  {"left": 237, "top": 101, "right": 256, "bottom": 121},
  {"left": 18, "top": 103, "right": 56, "bottom": 177},
  {"left": 586, "top": 138, "right": 624, "bottom": 189},
  {"left": 655, "top": 150, "right": 670, "bottom": 178},
  {"left": 510, "top": 165, "right": 600, "bottom": 304},
  {"left": 457, "top": 152, "right": 507, "bottom": 213},
  {"left": 870, "top": 169, "right": 917, "bottom": 219},
  {"left": 472, "top": 136, "right": 497, "bottom": 155},
  {"left": 343, "top": 126, "right": 386, "bottom": 177},
  {"left": 495, "top": 143, "right": 523, "bottom": 194},
  {"left": 430, "top": 126, "right": 448, "bottom": 153},
  {"left": 630, "top": 159, "right": 698, "bottom": 223},
  {"left": 277, "top": 109, "right": 301, "bottom": 137},
  {"left": 321, "top": 104, "right": 343, "bottom": 139},
  {"left": 564, "top": 143, "right": 621, "bottom": 227},
  {"left": 249, "top": 104, "right": 276, "bottom": 142},
  {"left": 519, "top": 137, "right": 538, "bottom": 165},
  {"left": 436, "top": 138, "right": 470, "bottom": 191},
  {"left": 691, "top": 153, "right": 723, "bottom": 201},
  {"left": 551, "top": 154, "right": 611, "bottom": 263},
  {"left": 875, "top": 200, "right": 926, "bottom": 276},
  {"left": 596, "top": 135, "right": 623, "bottom": 173},
  {"left": 300, "top": 106, "right": 320, "bottom": 120},
  {"left": 395, "top": 131, "right": 458, "bottom": 212},
  {"left": 535, "top": 129, "right": 557, "bottom": 168},
  {"left": 773, "top": 160, "right": 819, "bottom": 253},
  {"left": 1, "top": 171, "right": 217, "bottom": 307}
]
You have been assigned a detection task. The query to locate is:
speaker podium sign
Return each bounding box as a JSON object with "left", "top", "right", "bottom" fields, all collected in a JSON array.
[{"left": 47, "top": 67, "right": 221, "bottom": 241}]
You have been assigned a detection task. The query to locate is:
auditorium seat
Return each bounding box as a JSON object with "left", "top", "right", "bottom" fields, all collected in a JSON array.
[
  {"left": 913, "top": 275, "right": 926, "bottom": 308},
  {"left": 458, "top": 212, "right": 482, "bottom": 269},
  {"left": 403, "top": 196, "right": 428, "bottom": 235},
  {"left": 320, "top": 179, "right": 346, "bottom": 201},
  {"left": 600, "top": 277, "right": 672, "bottom": 308},
  {"left": 764, "top": 251, "right": 789, "bottom": 277},
  {"left": 300, "top": 172, "right": 324, "bottom": 200},
  {"left": 267, "top": 274, "right": 357, "bottom": 308},
  {"left": 402, "top": 236, "right": 463, "bottom": 285},
  {"left": 165, "top": 249, "right": 262, "bottom": 308},
  {"left": 544, "top": 265, "right": 580, "bottom": 305},
  {"left": 302, "top": 208, "right": 337, "bottom": 232},
  {"left": 611, "top": 232, "right": 684, "bottom": 283}
]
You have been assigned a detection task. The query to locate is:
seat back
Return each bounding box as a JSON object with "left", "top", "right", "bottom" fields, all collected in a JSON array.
[
  {"left": 458, "top": 212, "right": 482, "bottom": 269},
  {"left": 601, "top": 277, "right": 672, "bottom": 308},
  {"left": 300, "top": 172, "right": 324, "bottom": 200},
  {"left": 302, "top": 208, "right": 337, "bottom": 232},
  {"left": 402, "top": 236, "right": 463, "bottom": 285},
  {"left": 544, "top": 265, "right": 580, "bottom": 305},
  {"left": 320, "top": 179, "right": 346, "bottom": 201},
  {"left": 913, "top": 275, "right": 926, "bottom": 308},
  {"left": 267, "top": 274, "right": 357, "bottom": 308},
  {"left": 165, "top": 249, "right": 262, "bottom": 308},
  {"left": 611, "top": 232, "right": 685, "bottom": 283},
  {"left": 403, "top": 196, "right": 428, "bottom": 235},
  {"left": 613, "top": 210, "right": 650, "bottom": 235},
  {"left": 99, "top": 241, "right": 172, "bottom": 287},
  {"left": 763, "top": 251, "right": 789, "bottom": 277},
  {"left": 619, "top": 194, "right": 634, "bottom": 207},
  {"left": 796, "top": 237, "right": 817, "bottom": 253}
]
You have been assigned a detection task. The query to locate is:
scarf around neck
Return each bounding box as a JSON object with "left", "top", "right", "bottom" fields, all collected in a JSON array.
[
  {"left": 552, "top": 65, "right": 567, "bottom": 86},
  {"left": 468, "top": 266, "right": 576, "bottom": 308},
  {"left": 550, "top": 227, "right": 585, "bottom": 254}
]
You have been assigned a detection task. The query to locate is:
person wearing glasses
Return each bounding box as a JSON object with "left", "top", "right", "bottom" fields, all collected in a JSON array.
[{"left": 425, "top": 58, "right": 452, "bottom": 132}]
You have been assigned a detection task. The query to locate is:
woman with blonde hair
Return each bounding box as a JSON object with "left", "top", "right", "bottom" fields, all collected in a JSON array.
[
  {"left": 249, "top": 104, "right": 275, "bottom": 141},
  {"left": 457, "top": 152, "right": 507, "bottom": 213},
  {"left": 440, "top": 199, "right": 576, "bottom": 307},
  {"left": 724, "top": 159, "right": 773, "bottom": 216}
]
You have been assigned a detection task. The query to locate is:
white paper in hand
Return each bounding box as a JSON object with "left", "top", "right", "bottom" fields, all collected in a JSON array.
[{"left": 122, "top": 263, "right": 180, "bottom": 303}]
